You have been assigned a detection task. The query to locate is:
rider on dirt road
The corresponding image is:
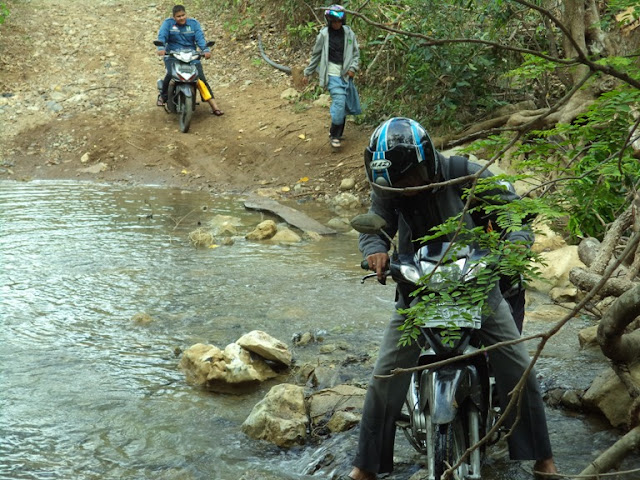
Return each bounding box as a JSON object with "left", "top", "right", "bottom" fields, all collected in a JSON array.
[{"left": 156, "top": 4, "right": 224, "bottom": 116}]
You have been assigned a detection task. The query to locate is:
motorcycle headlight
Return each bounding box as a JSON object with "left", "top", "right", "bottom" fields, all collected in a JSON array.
[
  {"left": 176, "top": 64, "right": 196, "bottom": 74},
  {"left": 425, "top": 259, "right": 465, "bottom": 290},
  {"left": 463, "top": 260, "right": 488, "bottom": 281},
  {"left": 399, "top": 264, "right": 421, "bottom": 284},
  {"left": 176, "top": 64, "right": 197, "bottom": 82},
  {"left": 175, "top": 51, "right": 195, "bottom": 62}
]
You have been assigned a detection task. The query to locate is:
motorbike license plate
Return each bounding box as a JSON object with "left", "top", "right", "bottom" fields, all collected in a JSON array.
[{"left": 420, "top": 304, "right": 482, "bottom": 329}]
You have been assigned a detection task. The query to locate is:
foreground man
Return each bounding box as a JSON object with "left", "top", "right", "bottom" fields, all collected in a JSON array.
[{"left": 348, "top": 117, "right": 559, "bottom": 480}]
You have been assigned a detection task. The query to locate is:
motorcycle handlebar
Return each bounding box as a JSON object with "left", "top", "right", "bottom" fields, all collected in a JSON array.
[
  {"left": 161, "top": 51, "right": 209, "bottom": 59},
  {"left": 360, "top": 260, "right": 390, "bottom": 285}
]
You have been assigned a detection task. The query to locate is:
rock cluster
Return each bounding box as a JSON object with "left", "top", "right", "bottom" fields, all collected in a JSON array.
[{"left": 179, "top": 330, "right": 290, "bottom": 391}]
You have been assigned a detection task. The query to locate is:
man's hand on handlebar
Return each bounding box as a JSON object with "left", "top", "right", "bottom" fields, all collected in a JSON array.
[
  {"left": 366, "top": 252, "right": 389, "bottom": 282},
  {"left": 157, "top": 50, "right": 166, "bottom": 56},
  {"left": 203, "top": 51, "right": 212, "bottom": 59}
]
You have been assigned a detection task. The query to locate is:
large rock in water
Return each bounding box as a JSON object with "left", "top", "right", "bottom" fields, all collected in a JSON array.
[
  {"left": 308, "top": 384, "right": 366, "bottom": 431},
  {"left": 241, "top": 384, "right": 308, "bottom": 447},
  {"left": 582, "top": 364, "right": 640, "bottom": 428},
  {"left": 241, "top": 383, "right": 367, "bottom": 448},
  {"left": 245, "top": 220, "right": 277, "bottom": 240},
  {"left": 179, "top": 342, "right": 278, "bottom": 391},
  {"left": 529, "top": 245, "right": 585, "bottom": 294},
  {"left": 236, "top": 330, "right": 292, "bottom": 367}
]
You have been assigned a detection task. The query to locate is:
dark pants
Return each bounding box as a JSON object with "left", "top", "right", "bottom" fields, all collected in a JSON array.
[
  {"left": 507, "top": 289, "right": 526, "bottom": 333},
  {"left": 161, "top": 58, "right": 214, "bottom": 101},
  {"left": 501, "top": 275, "right": 525, "bottom": 333},
  {"left": 353, "top": 286, "right": 552, "bottom": 474}
]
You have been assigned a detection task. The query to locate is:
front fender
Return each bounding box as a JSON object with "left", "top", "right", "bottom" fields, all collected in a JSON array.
[
  {"left": 175, "top": 84, "right": 194, "bottom": 97},
  {"left": 421, "top": 364, "right": 478, "bottom": 425}
]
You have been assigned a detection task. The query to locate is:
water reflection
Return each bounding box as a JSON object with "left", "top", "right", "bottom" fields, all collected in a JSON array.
[{"left": 0, "top": 181, "right": 638, "bottom": 480}]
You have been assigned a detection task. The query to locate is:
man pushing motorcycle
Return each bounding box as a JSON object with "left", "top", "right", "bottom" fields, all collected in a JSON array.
[
  {"left": 347, "top": 117, "right": 559, "bottom": 480},
  {"left": 156, "top": 4, "right": 224, "bottom": 116}
]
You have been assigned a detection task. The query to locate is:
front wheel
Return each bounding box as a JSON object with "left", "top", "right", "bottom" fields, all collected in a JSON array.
[
  {"left": 178, "top": 92, "right": 194, "bottom": 133},
  {"left": 433, "top": 418, "right": 470, "bottom": 480}
]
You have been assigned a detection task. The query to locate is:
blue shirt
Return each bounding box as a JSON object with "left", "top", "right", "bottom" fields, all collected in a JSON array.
[{"left": 157, "top": 18, "right": 210, "bottom": 52}]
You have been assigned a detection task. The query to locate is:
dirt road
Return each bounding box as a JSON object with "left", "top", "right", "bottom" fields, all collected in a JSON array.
[{"left": 0, "top": 0, "right": 369, "bottom": 195}]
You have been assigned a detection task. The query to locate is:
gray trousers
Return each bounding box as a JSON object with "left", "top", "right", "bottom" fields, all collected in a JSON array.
[{"left": 353, "top": 286, "right": 553, "bottom": 474}]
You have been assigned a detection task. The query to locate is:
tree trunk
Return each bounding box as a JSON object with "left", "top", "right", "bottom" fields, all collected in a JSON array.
[
  {"left": 597, "top": 284, "right": 640, "bottom": 363},
  {"left": 577, "top": 237, "right": 600, "bottom": 267},
  {"left": 569, "top": 267, "right": 634, "bottom": 297},
  {"left": 590, "top": 206, "right": 634, "bottom": 275},
  {"left": 561, "top": 0, "right": 590, "bottom": 82}
]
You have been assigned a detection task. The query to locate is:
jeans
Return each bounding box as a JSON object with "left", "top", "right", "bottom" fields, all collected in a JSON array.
[{"left": 327, "top": 75, "right": 348, "bottom": 125}]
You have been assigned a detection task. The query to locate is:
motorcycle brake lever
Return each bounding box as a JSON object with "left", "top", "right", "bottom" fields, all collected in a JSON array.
[
  {"left": 360, "top": 273, "right": 377, "bottom": 284},
  {"left": 360, "top": 271, "right": 389, "bottom": 285}
]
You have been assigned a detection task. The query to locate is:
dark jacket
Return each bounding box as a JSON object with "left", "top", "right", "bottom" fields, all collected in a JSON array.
[{"left": 359, "top": 153, "right": 533, "bottom": 265}]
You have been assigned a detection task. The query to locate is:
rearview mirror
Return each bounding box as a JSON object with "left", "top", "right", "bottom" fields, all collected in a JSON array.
[{"left": 350, "top": 213, "right": 387, "bottom": 235}]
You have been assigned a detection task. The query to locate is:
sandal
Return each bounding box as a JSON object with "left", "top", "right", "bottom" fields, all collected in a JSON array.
[
  {"left": 156, "top": 95, "right": 165, "bottom": 107},
  {"left": 330, "top": 137, "right": 341, "bottom": 148},
  {"left": 212, "top": 109, "right": 224, "bottom": 116},
  {"left": 534, "top": 473, "right": 561, "bottom": 480}
]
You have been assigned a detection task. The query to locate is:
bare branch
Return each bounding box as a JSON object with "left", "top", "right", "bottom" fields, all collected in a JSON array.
[
  {"left": 342, "top": 7, "right": 576, "bottom": 64},
  {"left": 591, "top": 206, "right": 634, "bottom": 275},
  {"left": 438, "top": 69, "right": 595, "bottom": 150},
  {"left": 578, "top": 426, "right": 640, "bottom": 478},
  {"left": 619, "top": 115, "right": 640, "bottom": 174}
]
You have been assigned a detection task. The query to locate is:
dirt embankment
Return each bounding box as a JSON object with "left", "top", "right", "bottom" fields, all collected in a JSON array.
[{"left": 0, "top": 0, "right": 370, "bottom": 196}]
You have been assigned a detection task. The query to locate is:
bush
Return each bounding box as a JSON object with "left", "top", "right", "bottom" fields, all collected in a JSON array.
[
  {"left": 0, "top": 2, "right": 9, "bottom": 25},
  {"left": 515, "top": 83, "right": 640, "bottom": 240}
]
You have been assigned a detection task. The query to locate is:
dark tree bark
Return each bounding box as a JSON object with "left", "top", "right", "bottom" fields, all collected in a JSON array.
[
  {"left": 597, "top": 284, "right": 640, "bottom": 362},
  {"left": 569, "top": 267, "right": 634, "bottom": 297}
]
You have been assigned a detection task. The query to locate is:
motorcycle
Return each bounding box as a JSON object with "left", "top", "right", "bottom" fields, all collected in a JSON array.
[
  {"left": 351, "top": 213, "right": 502, "bottom": 480},
  {"left": 153, "top": 40, "right": 215, "bottom": 133}
]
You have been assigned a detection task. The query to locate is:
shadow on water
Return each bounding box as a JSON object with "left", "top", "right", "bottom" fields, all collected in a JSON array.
[{"left": 1, "top": 181, "right": 638, "bottom": 479}]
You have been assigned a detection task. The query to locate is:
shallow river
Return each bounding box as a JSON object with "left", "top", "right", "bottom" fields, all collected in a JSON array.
[{"left": 1, "top": 181, "right": 638, "bottom": 480}]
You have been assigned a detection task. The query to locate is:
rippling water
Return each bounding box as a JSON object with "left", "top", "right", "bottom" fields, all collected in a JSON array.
[
  {"left": 1, "top": 181, "right": 638, "bottom": 480},
  {"left": 0, "top": 181, "right": 383, "bottom": 480}
]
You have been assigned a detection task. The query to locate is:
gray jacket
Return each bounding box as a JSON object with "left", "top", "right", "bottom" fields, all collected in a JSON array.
[
  {"left": 303, "top": 25, "right": 360, "bottom": 88},
  {"left": 359, "top": 153, "right": 534, "bottom": 271}
]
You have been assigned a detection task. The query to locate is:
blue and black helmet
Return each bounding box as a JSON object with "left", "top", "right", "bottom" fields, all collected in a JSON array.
[
  {"left": 325, "top": 5, "right": 346, "bottom": 25},
  {"left": 364, "top": 117, "right": 439, "bottom": 192}
]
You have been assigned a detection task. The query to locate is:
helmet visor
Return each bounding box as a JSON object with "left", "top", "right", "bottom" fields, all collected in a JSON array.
[
  {"left": 364, "top": 141, "right": 434, "bottom": 187},
  {"left": 325, "top": 9, "right": 345, "bottom": 21}
]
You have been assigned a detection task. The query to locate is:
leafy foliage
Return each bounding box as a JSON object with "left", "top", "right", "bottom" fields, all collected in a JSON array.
[
  {"left": 201, "top": 0, "right": 559, "bottom": 130},
  {"left": 0, "top": 2, "right": 8, "bottom": 25},
  {"left": 203, "top": 0, "right": 640, "bottom": 243},
  {"left": 397, "top": 178, "right": 553, "bottom": 344},
  {"left": 514, "top": 82, "right": 640, "bottom": 240},
  {"left": 354, "top": 0, "right": 534, "bottom": 128},
  {"left": 502, "top": 54, "right": 559, "bottom": 89},
  {"left": 285, "top": 21, "right": 317, "bottom": 49}
]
